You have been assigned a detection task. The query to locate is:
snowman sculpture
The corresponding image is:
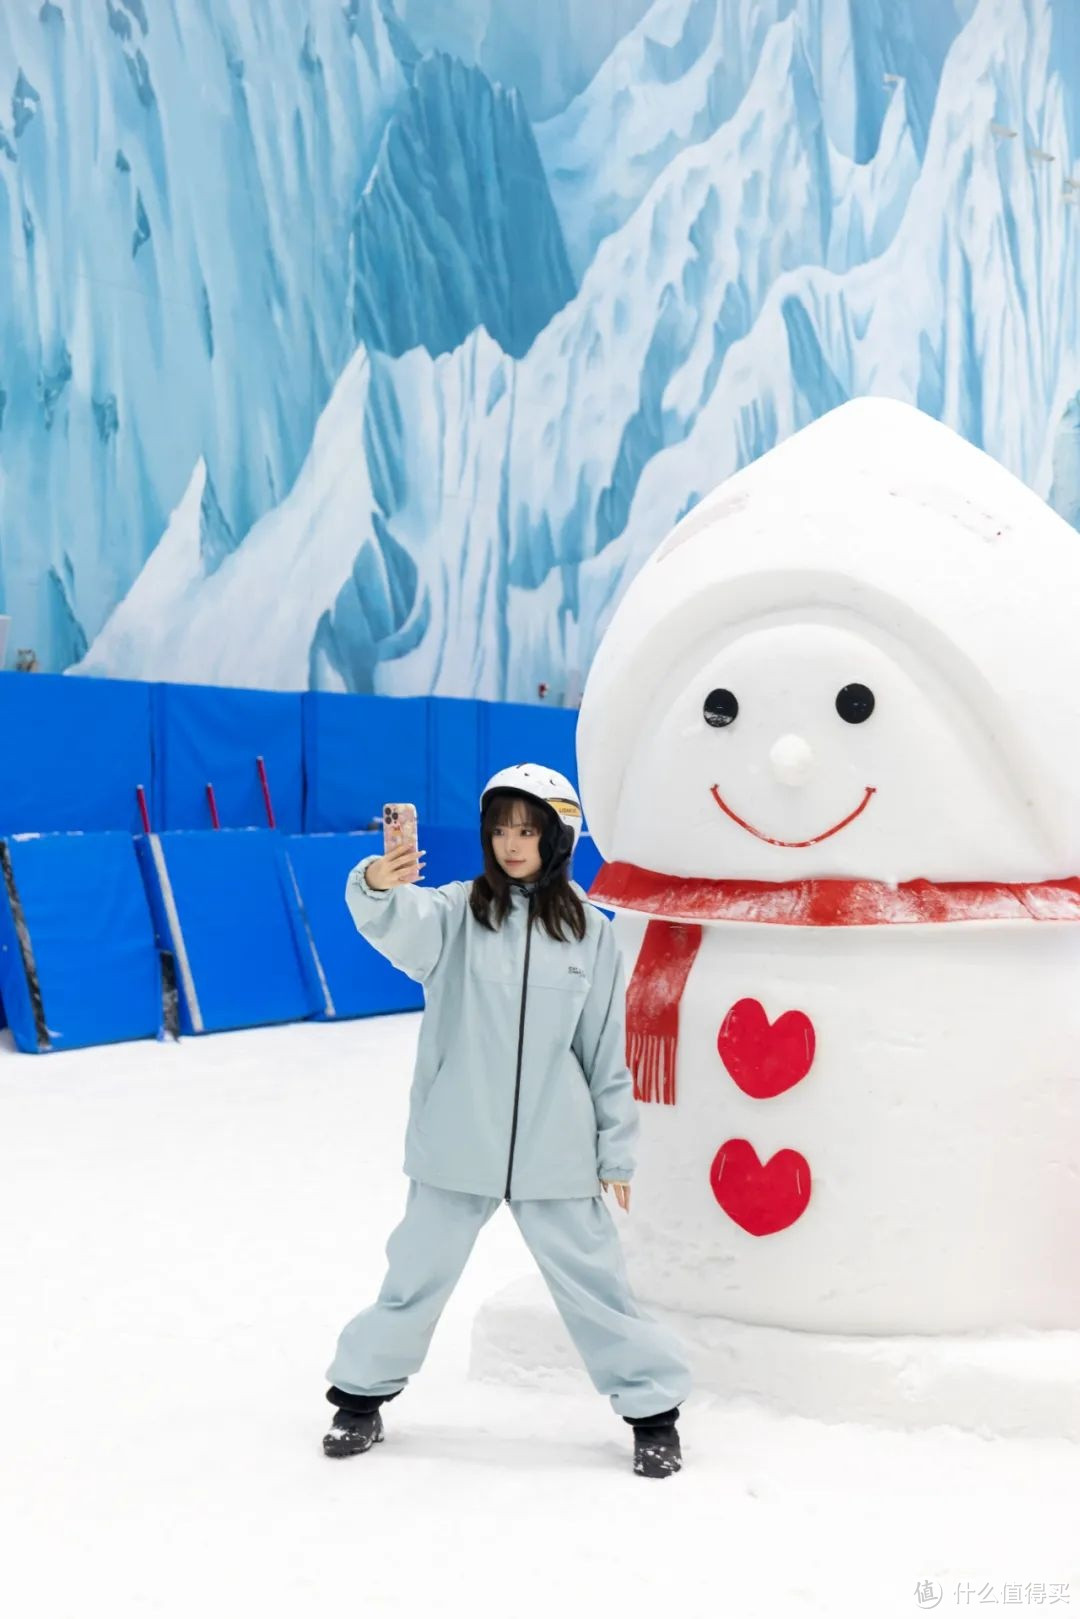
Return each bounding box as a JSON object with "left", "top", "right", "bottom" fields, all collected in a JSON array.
[
  {"left": 469, "top": 400, "right": 1080, "bottom": 1432},
  {"left": 573, "top": 398, "right": 1080, "bottom": 1371}
]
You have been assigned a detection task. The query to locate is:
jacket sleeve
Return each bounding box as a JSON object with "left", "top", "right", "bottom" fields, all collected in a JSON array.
[
  {"left": 573, "top": 916, "right": 639, "bottom": 1183},
  {"left": 345, "top": 856, "right": 468, "bottom": 984}
]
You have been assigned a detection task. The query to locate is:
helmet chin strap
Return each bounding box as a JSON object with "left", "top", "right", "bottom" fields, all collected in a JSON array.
[{"left": 535, "top": 817, "right": 574, "bottom": 889}]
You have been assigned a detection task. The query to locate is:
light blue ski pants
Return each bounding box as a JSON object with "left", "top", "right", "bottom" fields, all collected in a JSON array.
[{"left": 327, "top": 1181, "right": 691, "bottom": 1420}]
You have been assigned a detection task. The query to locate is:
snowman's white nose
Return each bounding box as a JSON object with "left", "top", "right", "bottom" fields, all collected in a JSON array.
[{"left": 769, "top": 733, "right": 815, "bottom": 786}]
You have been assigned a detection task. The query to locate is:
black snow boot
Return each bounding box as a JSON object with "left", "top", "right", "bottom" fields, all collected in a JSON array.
[
  {"left": 627, "top": 1409, "right": 682, "bottom": 1479},
  {"left": 322, "top": 1386, "right": 394, "bottom": 1459},
  {"left": 322, "top": 1405, "right": 384, "bottom": 1458}
]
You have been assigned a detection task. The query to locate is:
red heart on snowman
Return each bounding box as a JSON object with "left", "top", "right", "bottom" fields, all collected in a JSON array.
[
  {"left": 709, "top": 1139, "right": 812, "bottom": 1235},
  {"left": 718, "top": 997, "right": 815, "bottom": 1098}
]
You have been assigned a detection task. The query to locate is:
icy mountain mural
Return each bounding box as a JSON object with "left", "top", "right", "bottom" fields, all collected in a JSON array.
[
  {"left": 2, "top": 0, "right": 1079, "bottom": 699},
  {"left": 350, "top": 52, "right": 575, "bottom": 358},
  {"left": 394, "top": 0, "right": 657, "bottom": 121},
  {"left": 0, "top": 0, "right": 406, "bottom": 668}
]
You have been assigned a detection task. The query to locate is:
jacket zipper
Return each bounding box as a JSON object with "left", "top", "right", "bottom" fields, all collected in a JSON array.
[{"left": 504, "top": 891, "right": 535, "bottom": 1202}]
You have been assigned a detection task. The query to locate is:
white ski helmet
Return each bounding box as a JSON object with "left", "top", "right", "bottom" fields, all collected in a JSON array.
[{"left": 479, "top": 763, "right": 584, "bottom": 852}]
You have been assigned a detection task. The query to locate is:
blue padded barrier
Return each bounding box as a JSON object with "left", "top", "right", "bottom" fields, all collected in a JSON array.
[
  {"left": 420, "top": 824, "right": 484, "bottom": 889},
  {"left": 284, "top": 833, "right": 422, "bottom": 1019},
  {"left": 0, "top": 832, "right": 163, "bottom": 1053},
  {"left": 0, "top": 675, "right": 585, "bottom": 843},
  {"left": 429, "top": 698, "right": 483, "bottom": 829},
  {"left": 303, "top": 693, "right": 583, "bottom": 837},
  {"left": 136, "top": 830, "right": 322, "bottom": 1034},
  {"left": 153, "top": 684, "right": 304, "bottom": 833},
  {"left": 285, "top": 826, "right": 482, "bottom": 1021},
  {"left": 282, "top": 826, "right": 484, "bottom": 1023},
  {"left": 0, "top": 673, "right": 153, "bottom": 836},
  {"left": 478, "top": 701, "right": 580, "bottom": 797},
  {"left": 302, "top": 692, "right": 430, "bottom": 833}
]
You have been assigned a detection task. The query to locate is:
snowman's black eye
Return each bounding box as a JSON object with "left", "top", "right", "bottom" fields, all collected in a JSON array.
[
  {"left": 836, "top": 684, "right": 875, "bottom": 724},
  {"left": 703, "top": 689, "right": 739, "bottom": 728}
]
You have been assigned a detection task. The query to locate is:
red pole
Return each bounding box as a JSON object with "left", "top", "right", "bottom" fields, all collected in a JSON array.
[
  {"left": 206, "top": 783, "right": 221, "bottom": 830},
  {"left": 256, "top": 755, "right": 276, "bottom": 829},
  {"left": 135, "top": 785, "right": 151, "bottom": 835}
]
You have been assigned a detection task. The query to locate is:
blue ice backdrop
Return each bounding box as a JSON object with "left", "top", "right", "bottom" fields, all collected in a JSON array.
[{"left": 1, "top": 0, "right": 1078, "bottom": 699}]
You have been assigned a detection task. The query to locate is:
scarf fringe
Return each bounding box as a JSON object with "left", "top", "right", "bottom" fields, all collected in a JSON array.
[
  {"left": 628, "top": 1032, "right": 678, "bottom": 1106},
  {"left": 624, "top": 919, "right": 703, "bottom": 1107}
]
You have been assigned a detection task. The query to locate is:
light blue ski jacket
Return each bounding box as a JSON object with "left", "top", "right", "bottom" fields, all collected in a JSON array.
[{"left": 345, "top": 858, "right": 639, "bottom": 1200}]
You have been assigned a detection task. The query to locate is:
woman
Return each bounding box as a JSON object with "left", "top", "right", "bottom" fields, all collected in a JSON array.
[{"left": 323, "top": 764, "right": 690, "bottom": 1477}]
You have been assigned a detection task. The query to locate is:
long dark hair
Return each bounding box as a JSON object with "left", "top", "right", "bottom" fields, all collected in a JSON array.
[{"left": 469, "top": 793, "right": 587, "bottom": 943}]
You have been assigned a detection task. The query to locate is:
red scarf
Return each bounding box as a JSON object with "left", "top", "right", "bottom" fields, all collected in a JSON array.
[{"left": 591, "top": 861, "right": 1080, "bottom": 1105}]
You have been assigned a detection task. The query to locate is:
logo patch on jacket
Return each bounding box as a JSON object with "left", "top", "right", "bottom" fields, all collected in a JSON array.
[{"left": 568, "top": 965, "right": 586, "bottom": 978}]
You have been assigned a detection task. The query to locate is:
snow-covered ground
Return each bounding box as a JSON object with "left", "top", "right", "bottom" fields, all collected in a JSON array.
[{"left": 1, "top": 1014, "right": 1075, "bottom": 1618}]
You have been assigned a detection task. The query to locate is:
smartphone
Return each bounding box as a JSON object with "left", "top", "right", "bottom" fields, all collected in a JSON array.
[{"left": 383, "top": 802, "right": 419, "bottom": 859}]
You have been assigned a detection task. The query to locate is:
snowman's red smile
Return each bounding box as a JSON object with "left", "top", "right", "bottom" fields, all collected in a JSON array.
[{"left": 709, "top": 784, "right": 877, "bottom": 848}]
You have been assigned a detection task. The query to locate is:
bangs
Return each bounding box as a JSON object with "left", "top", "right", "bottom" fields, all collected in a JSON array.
[{"left": 483, "top": 793, "right": 546, "bottom": 834}]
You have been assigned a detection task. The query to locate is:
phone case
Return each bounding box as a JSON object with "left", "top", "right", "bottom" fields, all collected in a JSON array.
[{"left": 383, "top": 802, "right": 419, "bottom": 855}]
